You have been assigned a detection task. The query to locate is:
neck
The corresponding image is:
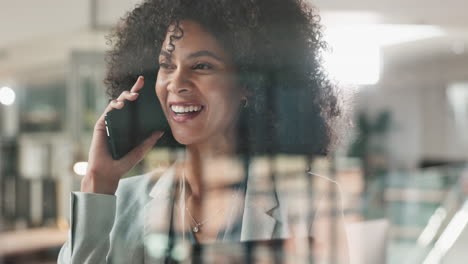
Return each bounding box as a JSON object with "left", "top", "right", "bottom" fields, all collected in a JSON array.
[{"left": 181, "top": 133, "right": 245, "bottom": 199}]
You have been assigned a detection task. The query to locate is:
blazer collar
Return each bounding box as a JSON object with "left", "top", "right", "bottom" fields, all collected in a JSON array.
[
  {"left": 240, "top": 169, "right": 279, "bottom": 241},
  {"left": 148, "top": 165, "right": 176, "bottom": 199},
  {"left": 144, "top": 163, "right": 178, "bottom": 237},
  {"left": 142, "top": 164, "right": 177, "bottom": 263}
]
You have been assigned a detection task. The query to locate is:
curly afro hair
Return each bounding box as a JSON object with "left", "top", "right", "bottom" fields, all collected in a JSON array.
[{"left": 104, "top": 0, "right": 342, "bottom": 155}]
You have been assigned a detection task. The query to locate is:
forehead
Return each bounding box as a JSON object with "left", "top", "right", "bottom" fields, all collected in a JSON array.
[{"left": 160, "top": 20, "right": 230, "bottom": 60}]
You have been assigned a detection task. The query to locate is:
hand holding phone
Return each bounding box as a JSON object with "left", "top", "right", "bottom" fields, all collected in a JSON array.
[
  {"left": 81, "top": 76, "right": 165, "bottom": 195},
  {"left": 105, "top": 75, "right": 170, "bottom": 160}
]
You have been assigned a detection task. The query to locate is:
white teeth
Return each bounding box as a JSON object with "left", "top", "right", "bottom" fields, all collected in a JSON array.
[{"left": 171, "top": 105, "right": 202, "bottom": 114}]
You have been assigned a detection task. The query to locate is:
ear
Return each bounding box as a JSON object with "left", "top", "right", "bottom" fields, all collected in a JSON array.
[{"left": 240, "top": 86, "right": 253, "bottom": 99}]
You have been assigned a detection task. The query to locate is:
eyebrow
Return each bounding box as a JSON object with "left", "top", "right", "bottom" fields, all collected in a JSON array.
[
  {"left": 159, "top": 50, "right": 224, "bottom": 63},
  {"left": 188, "top": 50, "right": 224, "bottom": 62}
]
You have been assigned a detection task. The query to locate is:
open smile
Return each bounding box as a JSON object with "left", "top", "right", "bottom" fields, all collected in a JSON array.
[{"left": 169, "top": 103, "right": 205, "bottom": 122}]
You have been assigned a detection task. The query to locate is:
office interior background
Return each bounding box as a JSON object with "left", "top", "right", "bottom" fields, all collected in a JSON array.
[{"left": 1, "top": 0, "right": 468, "bottom": 263}]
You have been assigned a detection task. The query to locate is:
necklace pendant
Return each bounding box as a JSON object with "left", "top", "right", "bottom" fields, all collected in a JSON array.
[{"left": 193, "top": 226, "right": 199, "bottom": 233}]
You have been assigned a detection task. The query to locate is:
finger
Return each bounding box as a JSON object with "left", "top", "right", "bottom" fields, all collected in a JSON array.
[
  {"left": 130, "top": 75, "right": 145, "bottom": 93},
  {"left": 100, "top": 100, "right": 124, "bottom": 116},
  {"left": 97, "top": 76, "right": 144, "bottom": 125},
  {"left": 109, "top": 99, "right": 125, "bottom": 109},
  {"left": 94, "top": 100, "right": 124, "bottom": 132},
  {"left": 100, "top": 100, "right": 124, "bottom": 122},
  {"left": 116, "top": 91, "right": 139, "bottom": 102},
  {"left": 93, "top": 76, "right": 143, "bottom": 134},
  {"left": 120, "top": 131, "right": 164, "bottom": 167}
]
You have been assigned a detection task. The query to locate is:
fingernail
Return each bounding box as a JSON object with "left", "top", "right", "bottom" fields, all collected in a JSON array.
[
  {"left": 139, "top": 75, "right": 144, "bottom": 80},
  {"left": 131, "top": 92, "right": 138, "bottom": 96}
]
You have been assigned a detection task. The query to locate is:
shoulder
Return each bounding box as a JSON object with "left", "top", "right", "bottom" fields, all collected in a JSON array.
[
  {"left": 275, "top": 171, "right": 343, "bottom": 222},
  {"left": 307, "top": 171, "right": 339, "bottom": 184},
  {"left": 308, "top": 172, "right": 342, "bottom": 193},
  {"left": 275, "top": 171, "right": 341, "bottom": 201},
  {"left": 306, "top": 171, "right": 344, "bottom": 207}
]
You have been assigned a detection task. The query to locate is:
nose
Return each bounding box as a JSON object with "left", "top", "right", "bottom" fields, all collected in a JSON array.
[{"left": 167, "top": 69, "right": 193, "bottom": 94}]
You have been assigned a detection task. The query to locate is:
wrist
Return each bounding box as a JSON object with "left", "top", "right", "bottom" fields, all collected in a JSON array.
[{"left": 81, "top": 173, "right": 118, "bottom": 195}]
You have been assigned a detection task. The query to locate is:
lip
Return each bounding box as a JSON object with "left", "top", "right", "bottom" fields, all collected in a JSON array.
[
  {"left": 168, "top": 101, "right": 205, "bottom": 123},
  {"left": 168, "top": 101, "right": 204, "bottom": 107}
]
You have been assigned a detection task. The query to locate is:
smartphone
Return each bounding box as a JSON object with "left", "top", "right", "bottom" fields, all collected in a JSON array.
[{"left": 104, "top": 75, "right": 179, "bottom": 160}]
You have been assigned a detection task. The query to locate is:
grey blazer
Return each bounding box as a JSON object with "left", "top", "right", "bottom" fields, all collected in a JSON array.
[{"left": 58, "top": 164, "right": 348, "bottom": 264}]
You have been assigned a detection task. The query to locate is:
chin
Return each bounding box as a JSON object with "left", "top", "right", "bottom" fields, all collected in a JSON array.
[{"left": 172, "top": 133, "right": 199, "bottom": 146}]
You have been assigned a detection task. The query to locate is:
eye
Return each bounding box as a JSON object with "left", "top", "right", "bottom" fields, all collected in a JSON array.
[
  {"left": 159, "top": 62, "right": 175, "bottom": 70},
  {"left": 192, "top": 63, "right": 214, "bottom": 70}
]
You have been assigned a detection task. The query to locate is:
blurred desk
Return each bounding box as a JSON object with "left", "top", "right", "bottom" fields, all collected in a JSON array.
[{"left": 0, "top": 227, "right": 67, "bottom": 256}]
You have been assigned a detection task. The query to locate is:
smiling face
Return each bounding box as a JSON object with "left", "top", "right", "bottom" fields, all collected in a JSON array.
[{"left": 156, "top": 20, "right": 245, "bottom": 147}]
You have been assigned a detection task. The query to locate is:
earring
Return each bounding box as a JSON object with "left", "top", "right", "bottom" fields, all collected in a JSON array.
[{"left": 241, "top": 97, "right": 249, "bottom": 108}]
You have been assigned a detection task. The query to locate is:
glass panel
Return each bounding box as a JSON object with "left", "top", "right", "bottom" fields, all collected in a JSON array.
[{"left": 1, "top": 1, "right": 468, "bottom": 263}]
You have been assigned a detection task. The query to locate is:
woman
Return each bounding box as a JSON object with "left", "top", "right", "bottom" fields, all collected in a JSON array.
[{"left": 58, "top": 0, "right": 348, "bottom": 263}]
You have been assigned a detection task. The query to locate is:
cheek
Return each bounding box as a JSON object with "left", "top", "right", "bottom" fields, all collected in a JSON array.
[
  {"left": 155, "top": 82, "right": 170, "bottom": 119},
  {"left": 213, "top": 76, "right": 242, "bottom": 102},
  {"left": 155, "top": 80, "right": 166, "bottom": 103},
  {"left": 210, "top": 87, "right": 242, "bottom": 120},
  {"left": 225, "top": 83, "right": 243, "bottom": 110}
]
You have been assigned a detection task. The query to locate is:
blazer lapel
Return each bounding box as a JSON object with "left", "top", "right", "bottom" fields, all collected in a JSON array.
[
  {"left": 143, "top": 165, "right": 176, "bottom": 264},
  {"left": 240, "top": 173, "right": 280, "bottom": 241}
]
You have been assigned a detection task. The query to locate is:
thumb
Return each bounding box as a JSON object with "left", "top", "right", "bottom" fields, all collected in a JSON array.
[{"left": 121, "top": 131, "right": 165, "bottom": 168}]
